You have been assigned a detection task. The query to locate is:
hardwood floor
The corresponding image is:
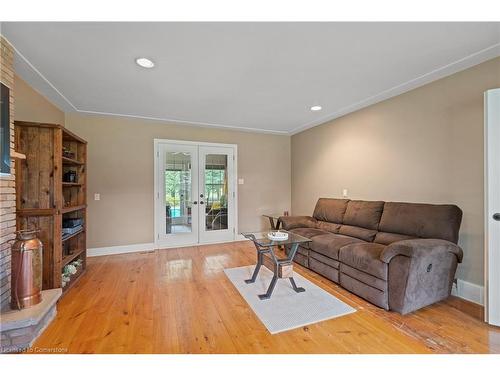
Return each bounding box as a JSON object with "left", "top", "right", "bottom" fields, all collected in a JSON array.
[{"left": 33, "top": 241, "right": 500, "bottom": 354}]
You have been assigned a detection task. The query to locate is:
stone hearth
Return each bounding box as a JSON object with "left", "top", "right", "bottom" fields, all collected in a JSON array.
[{"left": 0, "top": 288, "right": 61, "bottom": 353}]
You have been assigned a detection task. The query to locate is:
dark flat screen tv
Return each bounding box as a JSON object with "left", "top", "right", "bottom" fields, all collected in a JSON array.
[{"left": 0, "top": 82, "right": 10, "bottom": 175}]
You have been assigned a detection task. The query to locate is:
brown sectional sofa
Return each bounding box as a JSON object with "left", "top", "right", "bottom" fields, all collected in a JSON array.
[{"left": 280, "top": 198, "right": 463, "bottom": 314}]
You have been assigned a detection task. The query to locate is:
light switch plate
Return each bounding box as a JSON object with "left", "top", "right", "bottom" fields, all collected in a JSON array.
[
  {"left": 238, "top": 178, "right": 244, "bottom": 185},
  {"left": 94, "top": 193, "right": 100, "bottom": 201}
]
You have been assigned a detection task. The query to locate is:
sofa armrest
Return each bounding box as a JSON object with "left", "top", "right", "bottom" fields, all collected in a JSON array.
[
  {"left": 279, "top": 216, "right": 317, "bottom": 230},
  {"left": 380, "top": 238, "right": 463, "bottom": 264}
]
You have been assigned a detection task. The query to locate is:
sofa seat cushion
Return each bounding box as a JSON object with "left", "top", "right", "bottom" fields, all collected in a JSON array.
[
  {"left": 310, "top": 233, "right": 364, "bottom": 260},
  {"left": 290, "top": 227, "right": 329, "bottom": 240},
  {"left": 339, "top": 242, "right": 388, "bottom": 280}
]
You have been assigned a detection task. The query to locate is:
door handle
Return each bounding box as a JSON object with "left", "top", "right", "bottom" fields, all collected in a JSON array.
[
  {"left": 493, "top": 213, "right": 500, "bottom": 221},
  {"left": 193, "top": 201, "right": 198, "bottom": 205}
]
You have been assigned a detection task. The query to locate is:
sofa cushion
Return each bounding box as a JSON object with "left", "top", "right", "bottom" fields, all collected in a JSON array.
[
  {"left": 342, "top": 200, "right": 385, "bottom": 230},
  {"left": 374, "top": 231, "right": 415, "bottom": 245},
  {"left": 310, "top": 233, "right": 364, "bottom": 260},
  {"left": 339, "top": 242, "right": 388, "bottom": 280},
  {"left": 290, "top": 227, "right": 329, "bottom": 240},
  {"left": 313, "top": 198, "right": 349, "bottom": 223},
  {"left": 339, "top": 225, "right": 378, "bottom": 242},
  {"left": 316, "top": 220, "right": 341, "bottom": 234},
  {"left": 378, "top": 202, "right": 462, "bottom": 244}
]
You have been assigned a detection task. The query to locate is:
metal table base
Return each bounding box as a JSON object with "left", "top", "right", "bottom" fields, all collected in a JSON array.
[{"left": 244, "top": 238, "right": 305, "bottom": 300}]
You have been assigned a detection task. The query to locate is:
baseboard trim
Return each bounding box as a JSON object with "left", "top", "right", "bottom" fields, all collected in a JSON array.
[
  {"left": 451, "top": 279, "right": 484, "bottom": 306},
  {"left": 87, "top": 233, "right": 265, "bottom": 257},
  {"left": 87, "top": 242, "right": 156, "bottom": 257}
]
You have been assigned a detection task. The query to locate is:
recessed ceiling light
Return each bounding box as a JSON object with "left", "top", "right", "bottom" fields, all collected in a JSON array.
[
  {"left": 310, "top": 105, "right": 322, "bottom": 111},
  {"left": 135, "top": 57, "right": 155, "bottom": 69}
]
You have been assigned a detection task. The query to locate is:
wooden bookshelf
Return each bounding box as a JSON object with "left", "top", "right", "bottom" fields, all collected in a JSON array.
[{"left": 15, "top": 121, "right": 87, "bottom": 292}]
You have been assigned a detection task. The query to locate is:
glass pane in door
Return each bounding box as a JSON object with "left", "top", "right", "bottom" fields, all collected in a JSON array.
[
  {"left": 165, "top": 151, "right": 192, "bottom": 234},
  {"left": 204, "top": 154, "right": 228, "bottom": 231}
]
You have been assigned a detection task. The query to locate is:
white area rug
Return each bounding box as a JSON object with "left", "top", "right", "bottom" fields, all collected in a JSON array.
[{"left": 224, "top": 265, "right": 356, "bottom": 334}]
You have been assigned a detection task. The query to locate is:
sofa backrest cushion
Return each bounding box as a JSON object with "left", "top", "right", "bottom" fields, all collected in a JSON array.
[
  {"left": 378, "top": 202, "right": 463, "bottom": 244},
  {"left": 313, "top": 198, "right": 349, "bottom": 223},
  {"left": 341, "top": 200, "right": 385, "bottom": 230}
]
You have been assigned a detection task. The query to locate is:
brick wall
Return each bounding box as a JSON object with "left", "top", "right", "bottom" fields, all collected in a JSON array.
[{"left": 0, "top": 36, "right": 16, "bottom": 310}]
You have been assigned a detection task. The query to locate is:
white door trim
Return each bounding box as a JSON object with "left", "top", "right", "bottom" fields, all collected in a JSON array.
[
  {"left": 484, "top": 89, "right": 500, "bottom": 326},
  {"left": 153, "top": 139, "right": 238, "bottom": 249}
]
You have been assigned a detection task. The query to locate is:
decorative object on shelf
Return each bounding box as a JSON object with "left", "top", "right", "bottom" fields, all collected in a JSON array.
[
  {"left": 10, "top": 229, "right": 43, "bottom": 310},
  {"left": 62, "top": 218, "right": 84, "bottom": 239},
  {"left": 62, "top": 146, "right": 75, "bottom": 159},
  {"left": 61, "top": 274, "right": 70, "bottom": 288},
  {"left": 63, "top": 170, "right": 77, "bottom": 183},
  {"left": 62, "top": 258, "right": 84, "bottom": 288},
  {"left": 267, "top": 230, "right": 289, "bottom": 241},
  {"left": 63, "top": 218, "right": 84, "bottom": 228},
  {"left": 66, "top": 264, "right": 77, "bottom": 275},
  {"left": 62, "top": 218, "right": 83, "bottom": 240}
]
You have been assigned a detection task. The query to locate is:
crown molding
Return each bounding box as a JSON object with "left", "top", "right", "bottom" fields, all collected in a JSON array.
[
  {"left": 5, "top": 33, "right": 499, "bottom": 137},
  {"left": 75, "top": 110, "right": 289, "bottom": 135},
  {"left": 289, "top": 43, "right": 500, "bottom": 135}
]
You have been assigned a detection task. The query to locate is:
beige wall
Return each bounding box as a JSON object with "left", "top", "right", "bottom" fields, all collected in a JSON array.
[
  {"left": 65, "top": 113, "right": 291, "bottom": 249},
  {"left": 14, "top": 74, "right": 65, "bottom": 125},
  {"left": 291, "top": 57, "right": 500, "bottom": 286}
]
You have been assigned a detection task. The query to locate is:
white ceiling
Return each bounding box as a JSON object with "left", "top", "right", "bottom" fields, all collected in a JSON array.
[{"left": 2, "top": 22, "right": 499, "bottom": 134}]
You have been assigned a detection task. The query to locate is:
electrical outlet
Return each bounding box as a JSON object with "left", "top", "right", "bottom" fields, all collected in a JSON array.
[
  {"left": 94, "top": 193, "right": 100, "bottom": 201},
  {"left": 342, "top": 188, "right": 348, "bottom": 198},
  {"left": 238, "top": 178, "right": 244, "bottom": 185}
]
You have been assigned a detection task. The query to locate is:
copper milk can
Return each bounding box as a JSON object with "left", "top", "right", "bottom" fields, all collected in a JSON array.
[{"left": 11, "top": 229, "right": 43, "bottom": 309}]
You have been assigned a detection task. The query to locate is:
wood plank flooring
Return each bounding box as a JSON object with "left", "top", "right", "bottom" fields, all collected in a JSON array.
[{"left": 33, "top": 241, "right": 500, "bottom": 353}]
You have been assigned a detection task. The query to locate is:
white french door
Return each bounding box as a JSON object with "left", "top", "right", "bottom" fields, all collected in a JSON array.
[
  {"left": 485, "top": 89, "right": 500, "bottom": 326},
  {"left": 198, "top": 146, "right": 235, "bottom": 243},
  {"left": 154, "top": 140, "right": 237, "bottom": 248}
]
